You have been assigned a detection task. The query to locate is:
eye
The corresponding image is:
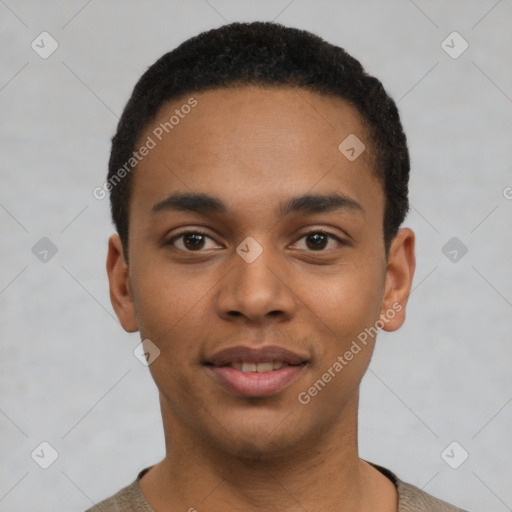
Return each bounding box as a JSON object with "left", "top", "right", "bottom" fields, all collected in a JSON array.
[
  {"left": 166, "top": 229, "right": 346, "bottom": 253},
  {"left": 293, "top": 231, "right": 345, "bottom": 251},
  {"left": 167, "top": 231, "right": 221, "bottom": 252}
]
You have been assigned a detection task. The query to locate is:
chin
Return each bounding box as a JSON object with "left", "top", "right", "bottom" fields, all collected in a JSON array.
[
  {"left": 205, "top": 411, "right": 308, "bottom": 461},
  {"left": 216, "top": 434, "right": 295, "bottom": 462}
]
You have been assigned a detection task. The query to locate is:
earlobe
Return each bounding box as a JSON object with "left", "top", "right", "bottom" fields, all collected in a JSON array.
[
  {"left": 106, "top": 234, "right": 139, "bottom": 333},
  {"left": 380, "top": 228, "right": 416, "bottom": 332}
]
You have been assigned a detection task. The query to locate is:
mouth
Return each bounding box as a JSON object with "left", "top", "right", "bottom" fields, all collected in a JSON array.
[
  {"left": 205, "top": 345, "right": 309, "bottom": 397},
  {"left": 224, "top": 361, "right": 298, "bottom": 373}
]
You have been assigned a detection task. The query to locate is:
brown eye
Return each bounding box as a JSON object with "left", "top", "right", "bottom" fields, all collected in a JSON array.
[
  {"left": 168, "top": 231, "right": 220, "bottom": 252},
  {"left": 183, "top": 233, "right": 206, "bottom": 250},
  {"left": 293, "top": 231, "right": 343, "bottom": 251},
  {"left": 305, "top": 232, "right": 329, "bottom": 250}
]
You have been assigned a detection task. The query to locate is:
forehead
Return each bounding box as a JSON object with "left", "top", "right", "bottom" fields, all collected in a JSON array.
[
  {"left": 130, "top": 86, "right": 381, "bottom": 219},
  {"left": 142, "top": 85, "right": 370, "bottom": 161}
]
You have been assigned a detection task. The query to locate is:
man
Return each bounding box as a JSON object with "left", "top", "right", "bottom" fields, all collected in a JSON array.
[{"left": 91, "top": 21, "right": 466, "bottom": 511}]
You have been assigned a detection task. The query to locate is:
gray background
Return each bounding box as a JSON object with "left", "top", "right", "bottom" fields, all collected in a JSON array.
[{"left": 1, "top": 0, "right": 511, "bottom": 510}]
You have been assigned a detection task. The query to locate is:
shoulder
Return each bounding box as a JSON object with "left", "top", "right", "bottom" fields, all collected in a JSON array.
[
  {"left": 370, "top": 463, "right": 467, "bottom": 512},
  {"left": 397, "top": 476, "right": 467, "bottom": 512},
  {"left": 83, "top": 473, "right": 154, "bottom": 512}
]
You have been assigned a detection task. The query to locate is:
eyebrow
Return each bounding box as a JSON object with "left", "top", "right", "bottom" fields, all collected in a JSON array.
[{"left": 152, "top": 192, "right": 364, "bottom": 217}]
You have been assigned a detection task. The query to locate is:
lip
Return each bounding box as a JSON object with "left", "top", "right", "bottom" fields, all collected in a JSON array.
[{"left": 205, "top": 345, "right": 309, "bottom": 398}]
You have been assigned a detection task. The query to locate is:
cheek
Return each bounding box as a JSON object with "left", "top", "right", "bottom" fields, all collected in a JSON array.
[
  {"left": 302, "top": 260, "right": 385, "bottom": 344},
  {"left": 130, "top": 262, "right": 214, "bottom": 349},
  {"left": 294, "top": 264, "right": 385, "bottom": 413},
  {"left": 130, "top": 266, "right": 211, "bottom": 406}
]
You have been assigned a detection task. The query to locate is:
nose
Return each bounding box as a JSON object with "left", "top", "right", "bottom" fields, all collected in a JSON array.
[{"left": 214, "top": 243, "right": 297, "bottom": 325}]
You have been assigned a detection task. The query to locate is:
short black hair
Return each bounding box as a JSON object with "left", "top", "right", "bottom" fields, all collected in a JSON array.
[{"left": 108, "top": 21, "right": 409, "bottom": 258}]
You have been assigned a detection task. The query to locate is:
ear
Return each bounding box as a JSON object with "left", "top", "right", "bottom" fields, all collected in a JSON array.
[
  {"left": 380, "top": 228, "right": 416, "bottom": 332},
  {"left": 106, "top": 233, "right": 138, "bottom": 332}
]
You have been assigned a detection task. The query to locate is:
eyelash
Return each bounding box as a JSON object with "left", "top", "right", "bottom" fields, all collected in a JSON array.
[{"left": 166, "top": 229, "right": 346, "bottom": 252}]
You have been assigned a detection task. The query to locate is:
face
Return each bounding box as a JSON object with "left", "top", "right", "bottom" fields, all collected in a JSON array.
[{"left": 107, "top": 86, "right": 415, "bottom": 459}]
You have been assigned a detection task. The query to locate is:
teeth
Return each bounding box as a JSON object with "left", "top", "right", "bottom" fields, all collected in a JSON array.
[
  {"left": 256, "top": 362, "right": 274, "bottom": 373},
  {"left": 231, "top": 361, "right": 288, "bottom": 373},
  {"left": 241, "top": 362, "right": 257, "bottom": 373}
]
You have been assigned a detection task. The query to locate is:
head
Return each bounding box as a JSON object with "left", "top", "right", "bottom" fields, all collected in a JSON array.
[
  {"left": 107, "top": 21, "right": 409, "bottom": 260},
  {"left": 106, "top": 22, "right": 415, "bottom": 460}
]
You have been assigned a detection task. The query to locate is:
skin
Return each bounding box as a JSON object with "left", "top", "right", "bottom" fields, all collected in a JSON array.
[{"left": 107, "top": 86, "right": 415, "bottom": 512}]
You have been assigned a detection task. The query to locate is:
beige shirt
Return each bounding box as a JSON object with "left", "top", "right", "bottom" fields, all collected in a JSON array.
[{"left": 86, "top": 465, "right": 467, "bottom": 512}]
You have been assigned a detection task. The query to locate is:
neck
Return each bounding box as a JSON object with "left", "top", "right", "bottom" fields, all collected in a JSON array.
[{"left": 140, "top": 393, "right": 397, "bottom": 512}]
